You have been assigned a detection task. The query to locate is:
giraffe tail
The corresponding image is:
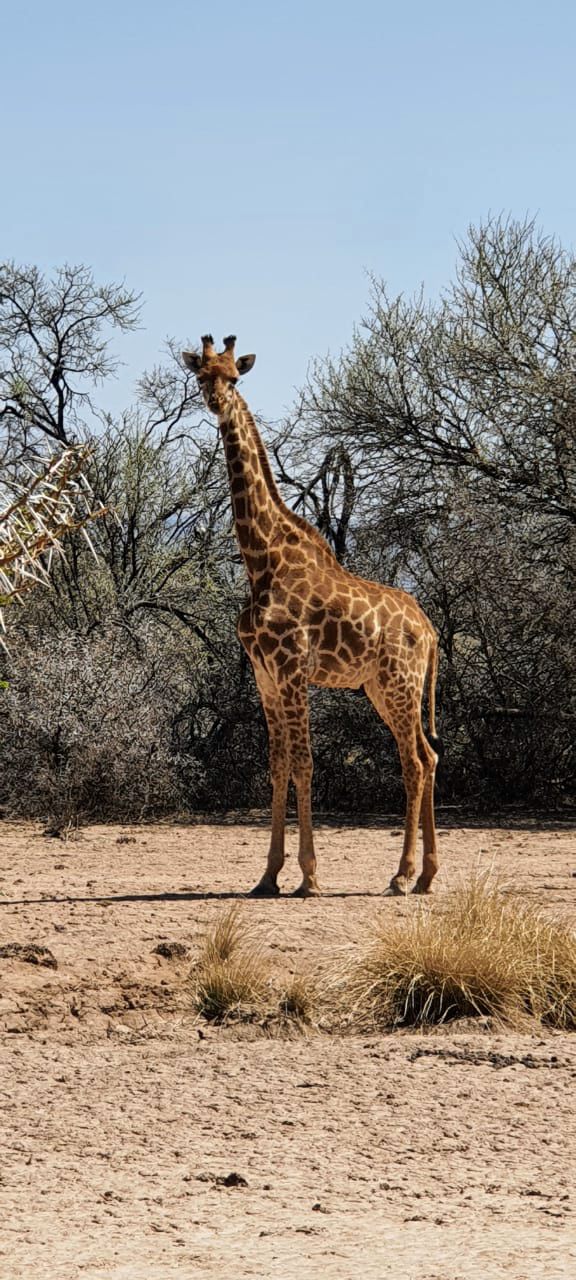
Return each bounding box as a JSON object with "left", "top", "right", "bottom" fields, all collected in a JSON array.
[{"left": 425, "top": 638, "right": 443, "bottom": 759}]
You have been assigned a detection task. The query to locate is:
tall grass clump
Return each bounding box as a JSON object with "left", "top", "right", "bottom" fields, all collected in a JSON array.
[
  {"left": 277, "top": 973, "right": 317, "bottom": 1025},
  {"left": 190, "top": 907, "right": 271, "bottom": 1023},
  {"left": 335, "top": 877, "right": 576, "bottom": 1030}
]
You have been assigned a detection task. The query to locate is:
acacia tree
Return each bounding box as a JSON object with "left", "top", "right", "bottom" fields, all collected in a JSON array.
[
  {"left": 296, "top": 217, "right": 576, "bottom": 532},
  {"left": 284, "top": 217, "right": 576, "bottom": 807},
  {"left": 0, "top": 263, "right": 141, "bottom": 449}
]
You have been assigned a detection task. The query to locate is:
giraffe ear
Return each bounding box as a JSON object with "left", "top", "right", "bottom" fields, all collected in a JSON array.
[
  {"left": 236, "top": 353, "right": 256, "bottom": 376},
  {"left": 182, "top": 350, "right": 202, "bottom": 372}
]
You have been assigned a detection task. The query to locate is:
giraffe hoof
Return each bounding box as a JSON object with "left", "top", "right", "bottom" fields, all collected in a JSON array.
[
  {"left": 383, "top": 877, "right": 411, "bottom": 897},
  {"left": 292, "top": 882, "right": 321, "bottom": 899},
  {"left": 248, "top": 880, "right": 280, "bottom": 898},
  {"left": 412, "top": 879, "right": 434, "bottom": 895}
]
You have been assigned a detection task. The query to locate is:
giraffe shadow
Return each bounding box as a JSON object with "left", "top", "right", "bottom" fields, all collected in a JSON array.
[
  {"left": 0, "top": 890, "right": 245, "bottom": 909},
  {"left": 0, "top": 888, "right": 385, "bottom": 909}
]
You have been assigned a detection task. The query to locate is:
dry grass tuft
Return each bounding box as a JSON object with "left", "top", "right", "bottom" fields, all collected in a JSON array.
[
  {"left": 187, "top": 883, "right": 576, "bottom": 1034},
  {"left": 190, "top": 907, "right": 271, "bottom": 1023},
  {"left": 332, "top": 876, "right": 576, "bottom": 1031},
  {"left": 277, "top": 973, "right": 316, "bottom": 1024}
]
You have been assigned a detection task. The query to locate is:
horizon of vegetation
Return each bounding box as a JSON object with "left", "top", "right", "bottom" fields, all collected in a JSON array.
[{"left": 1, "top": 214, "right": 575, "bottom": 825}]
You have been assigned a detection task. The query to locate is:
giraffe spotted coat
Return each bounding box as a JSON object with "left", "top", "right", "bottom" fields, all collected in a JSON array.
[{"left": 183, "top": 335, "right": 440, "bottom": 897}]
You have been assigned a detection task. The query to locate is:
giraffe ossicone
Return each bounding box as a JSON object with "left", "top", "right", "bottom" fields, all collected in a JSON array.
[{"left": 182, "top": 335, "right": 441, "bottom": 898}]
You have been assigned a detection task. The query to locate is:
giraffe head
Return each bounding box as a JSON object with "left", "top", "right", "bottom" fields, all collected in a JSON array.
[{"left": 182, "top": 335, "right": 256, "bottom": 411}]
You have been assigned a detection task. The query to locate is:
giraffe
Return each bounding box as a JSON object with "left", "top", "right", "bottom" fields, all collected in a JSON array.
[{"left": 182, "top": 335, "right": 441, "bottom": 898}]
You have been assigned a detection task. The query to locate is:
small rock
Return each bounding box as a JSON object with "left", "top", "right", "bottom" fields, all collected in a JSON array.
[
  {"left": 152, "top": 941, "right": 190, "bottom": 960},
  {"left": 216, "top": 1172, "right": 248, "bottom": 1188}
]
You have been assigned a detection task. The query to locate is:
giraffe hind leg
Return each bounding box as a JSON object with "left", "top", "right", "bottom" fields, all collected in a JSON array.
[
  {"left": 388, "top": 733, "right": 426, "bottom": 894},
  {"left": 412, "top": 728, "right": 439, "bottom": 894},
  {"left": 365, "top": 676, "right": 436, "bottom": 895}
]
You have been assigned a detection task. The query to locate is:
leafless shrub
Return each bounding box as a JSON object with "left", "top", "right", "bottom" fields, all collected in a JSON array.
[{"left": 0, "top": 622, "right": 198, "bottom": 823}]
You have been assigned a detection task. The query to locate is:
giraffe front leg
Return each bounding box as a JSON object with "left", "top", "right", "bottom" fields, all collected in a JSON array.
[
  {"left": 292, "top": 768, "right": 321, "bottom": 899},
  {"left": 249, "top": 765, "right": 287, "bottom": 897},
  {"left": 286, "top": 687, "right": 320, "bottom": 899},
  {"left": 249, "top": 674, "right": 289, "bottom": 897}
]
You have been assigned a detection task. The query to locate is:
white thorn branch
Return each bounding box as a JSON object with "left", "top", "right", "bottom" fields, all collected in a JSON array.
[{"left": 0, "top": 447, "right": 105, "bottom": 642}]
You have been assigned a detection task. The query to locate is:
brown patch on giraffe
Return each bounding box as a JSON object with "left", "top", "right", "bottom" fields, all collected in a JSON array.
[
  {"left": 258, "top": 512, "right": 273, "bottom": 537},
  {"left": 276, "top": 654, "right": 300, "bottom": 679},
  {"left": 246, "top": 552, "right": 269, "bottom": 575},
  {"left": 322, "top": 619, "right": 339, "bottom": 650},
  {"left": 259, "top": 632, "right": 280, "bottom": 657},
  {"left": 268, "top": 618, "right": 292, "bottom": 637},
  {"left": 340, "top": 619, "right": 368, "bottom": 658}
]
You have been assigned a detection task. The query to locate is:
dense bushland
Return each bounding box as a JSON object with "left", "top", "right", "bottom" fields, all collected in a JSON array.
[{"left": 1, "top": 218, "right": 575, "bottom": 822}]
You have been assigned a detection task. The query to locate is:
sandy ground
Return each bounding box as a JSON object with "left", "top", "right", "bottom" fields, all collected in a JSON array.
[{"left": 1, "top": 816, "right": 575, "bottom": 1279}]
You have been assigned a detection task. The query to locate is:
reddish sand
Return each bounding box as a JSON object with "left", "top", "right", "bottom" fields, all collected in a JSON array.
[{"left": 0, "top": 818, "right": 575, "bottom": 1278}]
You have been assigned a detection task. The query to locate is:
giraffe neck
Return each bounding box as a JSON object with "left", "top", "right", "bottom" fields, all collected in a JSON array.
[{"left": 215, "top": 385, "right": 284, "bottom": 581}]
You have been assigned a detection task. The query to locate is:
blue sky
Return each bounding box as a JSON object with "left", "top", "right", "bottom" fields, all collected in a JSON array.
[{"left": 2, "top": 0, "right": 575, "bottom": 423}]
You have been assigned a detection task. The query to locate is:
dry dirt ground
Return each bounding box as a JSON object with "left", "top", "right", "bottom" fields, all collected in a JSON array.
[{"left": 1, "top": 816, "right": 575, "bottom": 1279}]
